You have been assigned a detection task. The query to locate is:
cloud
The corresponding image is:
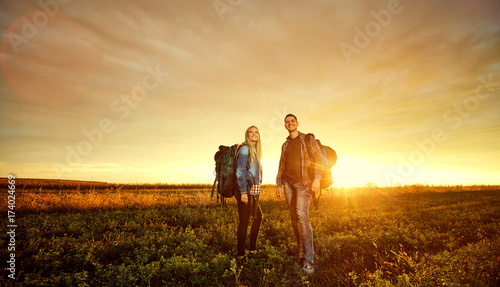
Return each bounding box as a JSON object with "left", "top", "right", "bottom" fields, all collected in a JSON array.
[{"left": 1, "top": 0, "right": 499, "bottom": 185}]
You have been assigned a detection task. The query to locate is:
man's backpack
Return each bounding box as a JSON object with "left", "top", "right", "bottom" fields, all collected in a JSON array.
[
  {"left": 211, "top": 144, "right": 240, "bottom": 204},
  {"left": 305, "top": 133, "right": 337, "bottom": 208}
]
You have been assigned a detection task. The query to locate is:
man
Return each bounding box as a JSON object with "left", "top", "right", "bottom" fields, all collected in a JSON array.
[{"left": 276, "top": 114, "right": 323, "bottom": 274}]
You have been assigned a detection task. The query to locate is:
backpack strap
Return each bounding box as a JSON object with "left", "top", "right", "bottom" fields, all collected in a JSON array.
[
  {"left": 304, "top": 133, "right": 314, "bottom": 156},
  {"left": 211, "top": 176, "right": 217, "bottom": 198}
]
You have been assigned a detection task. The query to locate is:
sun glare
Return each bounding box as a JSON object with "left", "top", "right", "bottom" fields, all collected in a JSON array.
[
  {"left": 331, "top": 156, "right": 389, "bottom": 187},
  {"left": 260, "top": 155, "right": 390, "bottom": 188}
]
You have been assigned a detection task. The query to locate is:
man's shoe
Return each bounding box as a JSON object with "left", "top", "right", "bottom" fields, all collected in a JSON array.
[{"left": 303, "top": 264, "right": 314, "bottom": 275}]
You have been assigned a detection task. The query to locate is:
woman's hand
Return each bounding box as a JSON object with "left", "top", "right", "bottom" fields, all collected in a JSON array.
[{"left": 241, "top": 193, "right": 248, "bottom": 205}]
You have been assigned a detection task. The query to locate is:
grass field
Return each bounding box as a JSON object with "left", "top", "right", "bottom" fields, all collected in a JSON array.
[{"left": 1, "top": 179, "right": 499, "bottom": 286}]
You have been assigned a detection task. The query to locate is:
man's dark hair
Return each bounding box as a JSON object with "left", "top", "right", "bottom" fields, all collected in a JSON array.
[{"left": 284, "top": 114, "right": 297, "bottom": 122}]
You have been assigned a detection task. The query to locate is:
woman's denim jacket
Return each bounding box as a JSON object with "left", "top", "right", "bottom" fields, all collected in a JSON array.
[{"left": 235, "top": 144, "right": 261, "bottom": 194}]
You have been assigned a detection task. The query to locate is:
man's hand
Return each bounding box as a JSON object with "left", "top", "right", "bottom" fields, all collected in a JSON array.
[
  {"left": 311, "top": 179, "right": 320, "bottom": 192},
  {"left": 275, "top": 186, "right": 282, "bottom": 197},
  {"left": 241, "top": 193, "right": 248, "bottom": 205}
]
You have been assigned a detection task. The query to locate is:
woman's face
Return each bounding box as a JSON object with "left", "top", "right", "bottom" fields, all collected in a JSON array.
[{"left": 247, "top": 127, "right": 260, "bottom": 143}]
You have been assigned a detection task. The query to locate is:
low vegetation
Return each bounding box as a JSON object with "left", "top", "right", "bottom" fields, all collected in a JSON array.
[{"left": 1, "top": 180, "right": 499, "bottom": 286}]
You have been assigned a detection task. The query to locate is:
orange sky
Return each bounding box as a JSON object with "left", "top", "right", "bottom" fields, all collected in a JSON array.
[{"left": 1, "top": 0, "right": 499, "bottom": 187}]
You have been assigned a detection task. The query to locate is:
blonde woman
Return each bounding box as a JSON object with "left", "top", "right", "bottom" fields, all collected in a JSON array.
[{"left": 235, "top": 125, "right": 263, "bottom": 260}]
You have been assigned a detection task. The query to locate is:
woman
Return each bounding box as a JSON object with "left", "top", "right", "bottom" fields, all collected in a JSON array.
[{"left": 235, "top": 125, "right": 263, "bottom": 260}]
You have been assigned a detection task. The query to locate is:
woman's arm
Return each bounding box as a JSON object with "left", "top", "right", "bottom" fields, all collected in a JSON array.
[{"left": 235, "top": 145, "right": 249, "bottom": 194}]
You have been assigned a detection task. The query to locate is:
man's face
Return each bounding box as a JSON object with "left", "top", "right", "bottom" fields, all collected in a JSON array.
[{"left": 284, "top": 116, "right": 299, "bottom": 132}]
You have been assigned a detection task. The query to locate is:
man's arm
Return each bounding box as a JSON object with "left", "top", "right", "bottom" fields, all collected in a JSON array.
[
  {"left": 307, "top": 134, "right": 323, "bottom": 192},
  {"left": 276, "top": 142, "right": 287, "bottom": 197}
]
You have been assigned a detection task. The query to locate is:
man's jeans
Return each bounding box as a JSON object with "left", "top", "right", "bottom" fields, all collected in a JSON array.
[{"left": 284, "top": 181, "right": 314, "bottom": 266}]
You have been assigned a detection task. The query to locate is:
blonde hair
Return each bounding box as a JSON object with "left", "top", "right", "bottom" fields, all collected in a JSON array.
[{"left": 243, "top": 125, "right": 262, "bottom": 169}]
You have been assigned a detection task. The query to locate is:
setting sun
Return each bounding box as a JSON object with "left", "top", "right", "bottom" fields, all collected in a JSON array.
[{"left": 330, "top": 157, "right": 387, "bottom": 187}]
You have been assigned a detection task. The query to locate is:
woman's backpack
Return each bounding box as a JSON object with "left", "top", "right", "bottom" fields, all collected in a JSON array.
[{"left": 211, "top": 144, "right": 240, "bottom": 204}]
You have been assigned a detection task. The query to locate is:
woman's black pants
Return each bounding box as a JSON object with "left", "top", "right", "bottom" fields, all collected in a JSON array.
[{"left": 235, "top": 192, "right": 263, "bottom": 257}]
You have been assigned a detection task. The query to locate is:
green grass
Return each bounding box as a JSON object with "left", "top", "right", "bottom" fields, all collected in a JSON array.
[{"left": 1, "top": 184, "right": 499, "bottom": 286}]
